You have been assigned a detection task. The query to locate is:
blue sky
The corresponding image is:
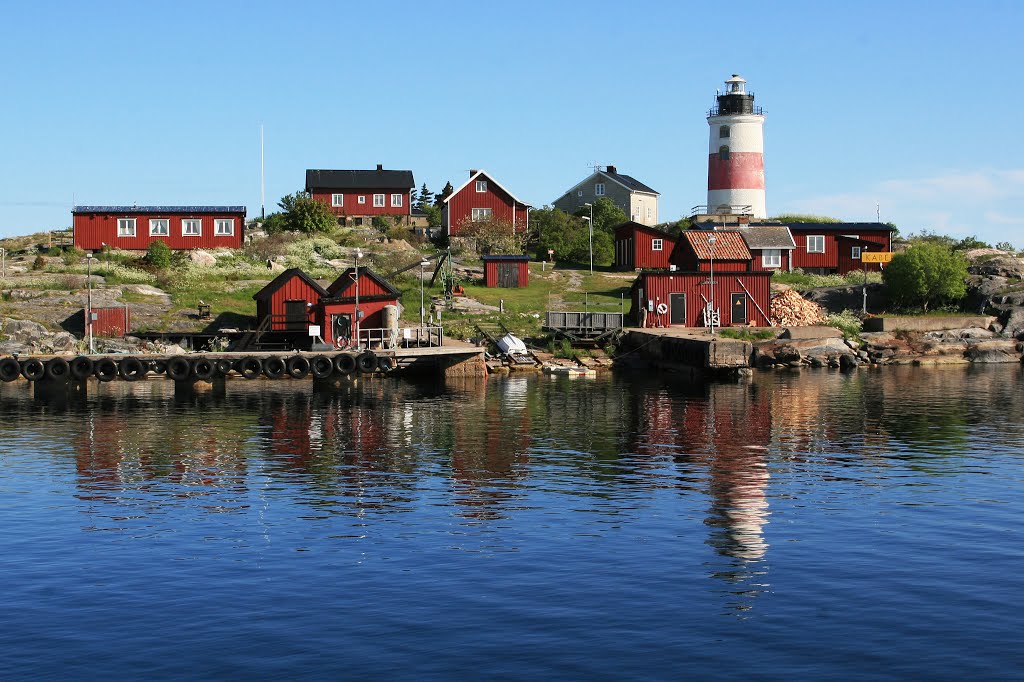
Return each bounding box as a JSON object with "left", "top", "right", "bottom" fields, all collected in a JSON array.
[{"left": 1, "top": 0, "right": 1022, "bottom": 245}]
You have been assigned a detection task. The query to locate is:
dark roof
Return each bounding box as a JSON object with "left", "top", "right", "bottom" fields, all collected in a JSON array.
[
  {"left": 682, "top": 230, "right": 751, "bottom": 260},
  {"left": 252, "top": 268, "right": 330, "bottom": 301},
  {"left": 73, "top": 205, "right": 245, "bottom": 214},
  {"left": 602, "top": 170, "right": 658, "bottom": 195},
  {"left": 481, "top": 254, "right": 530, "bottom": 261},
  {"left": 305, "top": 169, "right": 415, "bottom": 191},
  {"left": 613, "top": 220, "right": 675, "bottom": 238},
  {"left": 768, "top": 221, "right": 893, "bottom": 233},
  {"left": 325, "top": 267, "right": 401, "bottom": 299},
  {"left": 739, "top": 225, "right": 796, "bottom": 250}
]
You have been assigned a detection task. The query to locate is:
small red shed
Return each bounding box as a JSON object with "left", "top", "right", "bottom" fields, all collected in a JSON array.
[
  {"left": 85, "top": 306, "right": 131, "bottom": 337},
  {"left": 442, "top": 170, "right": 531, "bottom": 236},
  {"left": 320, "top": 267, "right": 401, "bottom": 346},
  {"left": 252, "top": 268, "right": 330, "bottom": 332},
  {"left": 614, "top": 221, "right": 677, "bottom": 270},
  {"left": 482, "top": 255, "right": 530, "bottom": 288},
  {"left": 72, "top": 205, "right": 246, "bottom": 251}
]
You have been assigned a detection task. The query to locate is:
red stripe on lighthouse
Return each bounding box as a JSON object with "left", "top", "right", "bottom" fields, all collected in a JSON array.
[{"left": 707, "top": 153, "right": 765, "bottom": 191}]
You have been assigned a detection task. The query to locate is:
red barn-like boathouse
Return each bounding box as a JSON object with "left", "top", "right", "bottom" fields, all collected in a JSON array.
[{"left": 72, "top": 206, "right": 246, "bottom": 251}]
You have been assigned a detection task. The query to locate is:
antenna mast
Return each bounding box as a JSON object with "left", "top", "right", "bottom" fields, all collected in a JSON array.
[{"left": 260, "top": 124, "right": 266, "bottom": 220}]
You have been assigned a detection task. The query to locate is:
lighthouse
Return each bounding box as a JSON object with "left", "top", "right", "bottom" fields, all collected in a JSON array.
[{"left": 707, "top": 74, "right": 766, "bottom": 219}]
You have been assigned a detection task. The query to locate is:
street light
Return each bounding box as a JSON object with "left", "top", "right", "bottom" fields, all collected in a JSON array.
[
  {"left": 1, "top": 247, "right": 6, "bottom": 279},
  {"left": 582, "top": 202, "right": 594, "bottom": 274},
  {"left": 353, "top": 249, "right": 363, "bottom": 349},
  {"left": 420, "top": 259, "right": 430, "bottom": 329},
  {"left": 86, "top": 251, "right": 96, "bottom": 353},
  {"left": 707, "top": 234, "right": 717, "bottom": 334}
]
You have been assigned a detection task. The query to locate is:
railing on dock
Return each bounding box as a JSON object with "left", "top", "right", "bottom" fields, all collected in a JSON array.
[
  {"left": 358, "top": 325, "right": 443, "bottom": 350},
  {"left": 544, "top": 311, "right": 623, "bottom": 342}
]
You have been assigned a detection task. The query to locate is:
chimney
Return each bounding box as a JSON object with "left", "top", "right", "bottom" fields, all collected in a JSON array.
[
  {"left": 376, "top": 163, "right": 384, "bottom": 171},
  {"left": 606, "top": 165, "right": 617, "bottom": 174}
]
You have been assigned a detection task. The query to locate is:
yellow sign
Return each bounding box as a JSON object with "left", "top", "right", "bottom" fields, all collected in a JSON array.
[{"left": 861, "top": 251, "right": 893, "bottom": 263}]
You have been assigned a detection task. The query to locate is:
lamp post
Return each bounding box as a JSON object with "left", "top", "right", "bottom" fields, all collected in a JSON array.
[
  {"left": 582, "top": 202, "right": 594, "bottom": 274},
  {"left": 1, "top": 247, "right": 5, "bottom": 279},
  {"left": 86, "top": 252, "right": 96, "bottom": 352},
  {"left": 353, "top": 249, "right": 362, "bottom": 349},
  {"left": 708, "top": 234, "right": 717, "bottom": 334},
  {"left": 419, "top": 259, "right": 429, "bottom": 328},
  {"left": 101, "top": 242, "right": 108, "bottom": 273}
]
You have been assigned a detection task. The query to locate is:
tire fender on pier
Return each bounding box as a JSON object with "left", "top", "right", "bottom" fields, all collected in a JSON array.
[
  {"left": 310, "top": 356, "right": 333, "bottom": 379},
  {"left": 192, "top": 358, "right": 216, "bottom": 381},
  {"left": 166, "top": 356, "right": 191, "bottom": 381},
  {"left": 69, "top": 356, "right": 94, "bottom": 381},
  {"left": 94, "top": 358, "right": 118, "bottom": 382},
  {"left": 357, "top": 351, "right": 377, "bottom": 374},
  {"left": 238, "top": 357, "right": 262, "bottom": 380},
  {"left": 0, "top": 357, "right": 21, "bottom": 382},
  {"left": 377, "top": 356, "right": 396, "bottom": 374},
  {"left": 333, "top": 353, "right": 356, "bottom": 376},
  {"left": 118, "top": 357, "right": 147, "bottom": 381},
  {"left": 44, "top": 357, "right": 70, "bottom": 380},
  {"left": 263, "top": 356, "right": 286, "bottom": 379},
  {"left": 286, "top": 356, "right": 310, "bottom": 380},
  {"left": 215, "top": 359, "right": 233, "bottom": 377},
  {"left": 20, "top": 358, "right": 45, "bottom": 381}
]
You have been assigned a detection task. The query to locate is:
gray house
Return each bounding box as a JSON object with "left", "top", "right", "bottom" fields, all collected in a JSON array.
[{"left": 552, "top": 166, "right": 660, "bottom": 226}]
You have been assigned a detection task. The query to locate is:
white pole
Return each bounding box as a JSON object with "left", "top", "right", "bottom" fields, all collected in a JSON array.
[
  {"left": 708, "top": 235, "right": 717, "bottom": 334},
  {"left": 420, "top": 260, "right": 426, "bottom": 328},
  {"left": 260, "top": 124, "right": 266, "bottom": 220},
  {"left": 86, "top": 253, "right": 94, "bottom": 353},
  {"left": 589, "top": 202, "right": 594, "bottom": 274},
  {"left": 354, "top": 251, "right": 362, "bottom": 349}
]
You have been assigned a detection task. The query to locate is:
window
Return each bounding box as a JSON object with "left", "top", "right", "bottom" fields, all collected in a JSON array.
[
  {"left": 332, "top": 193, "right": 344, "bottom": 207},
  {"left": 647, "top": 207, "right": 652, "bottom": 220},
  {"left": 391, "top": 193, "right": 403, "bottom": 207},
  {"left": 373, "top": 194, "right": 385, "bottom": 207},
  {"left": 762, "top": 249, "right": 782, "bottom": 268},
  {"left": 475, "top": 180, "right": 487, "bottom": 193},
  {"left": 852, "top": 246, "right": 862, "bottom": 260},
  {"left": 471, "top": 208, "right": 493, "bottom": 221},
  {"left": 182, "top": 219, "right": 202, "bottom": 236},
  {"left": 117, "top": 218, "right": 136, "bottom": 237},
  {"left": 214, "top": 219, "right": 235, "bottom": 236},
  {"left": 807, "top": 235, "right": 825, "bottom": 253},
  {"left": 652, "top": 238, "right": 663, "bottom": 251},
  {"left": 577, "top": 190, "right": 583, "bottom": 197},
  {"left": 358, "top": 195, "right": 366, "bottom": 205},
  {"left": 720, "top": 125, "right": 730, "bottom": 138},
  {"left": 149, "top": 219, "right": 169, "bottom": 236},
  {"left": 719, "top": 145, "right": 730, "bottom": 161},
  {"left": 595, "top": 183, "right": 605, "bottom": 196}
]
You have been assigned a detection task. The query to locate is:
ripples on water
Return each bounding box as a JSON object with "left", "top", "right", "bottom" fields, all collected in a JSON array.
[{"left": 1, "top": 366, "right": 1022, "bottom": 678}]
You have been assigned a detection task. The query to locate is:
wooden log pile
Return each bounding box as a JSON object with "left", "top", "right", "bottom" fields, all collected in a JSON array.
[{"left": 770, "top": 289, "right": 826, "bottom": 326}]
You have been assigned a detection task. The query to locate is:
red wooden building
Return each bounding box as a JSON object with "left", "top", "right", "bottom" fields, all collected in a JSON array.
[
  {"left": 614, "top": 221, "right": 677, "bottom": 270},
  {"left": 736, "top": 225, "right": 796, "bottom": 272},
  {"left": 482, "top": 255, "right": 530, "bottom": 288},
  {"left": 306, "top": 166, "right": 415, "bottom": 225},
  {"left": 442, "top": 170, "right": 531, "bottom": 236},
  {"left": 253, "top": 268, "right": 329, "bottom": 332},
  {"left": 630, "top": 228, "right": 773, "bottom": 328},
  {"left": 779, "top": 222, "right": 894, "bottom": 274},
  {"left": 72, "top": 206, "right": 246, "bottom": 251},
  {"left": 83, "top": 306, "right": 131, "bottom": 338},
  {"left": 321, "top": 267, "right": 401, "bottom": 346}
]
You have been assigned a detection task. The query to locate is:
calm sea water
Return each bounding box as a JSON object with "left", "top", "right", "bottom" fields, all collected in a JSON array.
[{"left": 1, "top": 366, "right": 1022, "bottom": 679}]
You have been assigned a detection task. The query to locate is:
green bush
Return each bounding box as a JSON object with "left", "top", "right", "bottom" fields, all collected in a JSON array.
[
  {"left": 32, "top": 255, "right": 46, "bottom": 270},
  {"left": 145, "top": 241, "right": 172, "bottom": 268},
  {"left": 824, "top": 309, "right": 863, "bottom": 340},
  {"left": 883, "top": 243, "right": 968, "bottom": 312}
]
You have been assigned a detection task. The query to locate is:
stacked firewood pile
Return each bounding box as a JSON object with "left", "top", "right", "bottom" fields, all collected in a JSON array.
[{"left": 770, "top": 289, "right": 826, "bottom": 326}]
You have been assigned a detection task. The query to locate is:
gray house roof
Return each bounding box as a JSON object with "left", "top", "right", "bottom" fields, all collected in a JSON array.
[
  {"left": 740, "top": 225, "right": 796, "bottom": 250},
  {"left": 305, "top": 168, "right": 415, "bottom": 191},
  {"left": 602, "top": 169, "right": 658, "bottom": 195}
]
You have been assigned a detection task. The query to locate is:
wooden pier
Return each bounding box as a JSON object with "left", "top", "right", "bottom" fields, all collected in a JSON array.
[{"left": 618, "top": 328, "right": 753, "bottom": 373}]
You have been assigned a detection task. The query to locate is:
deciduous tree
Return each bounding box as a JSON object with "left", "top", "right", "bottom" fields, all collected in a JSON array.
[
  {"left": 278, "top": 192, "right": 337, "bottom": 234},
  {"left": 883, "top": 243, "right": 968, "bottom": 312}
]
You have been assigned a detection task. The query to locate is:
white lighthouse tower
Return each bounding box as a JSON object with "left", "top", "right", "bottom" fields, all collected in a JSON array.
[{"left": 706, "top": 74, "right": 766, "bottom": 219}]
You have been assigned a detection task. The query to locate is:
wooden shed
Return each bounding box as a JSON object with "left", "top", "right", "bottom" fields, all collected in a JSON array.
[
  {"left": 631, "top": 270, "right": 773, "bottom": 328},
  {"left": 614, "top": 221, "right": 676, "bottom": 270},
  {"left": 482, "top": 255, "right": 530, "bottom": 288},
  {"left": 321, "top": 267, "right": 401, "bottom": 346},
  {"left": 252, "top": 268, "right": 330, "bottom": 332},
  {"left": 87, "top": 306, "right": 131, "bottom": 337}
]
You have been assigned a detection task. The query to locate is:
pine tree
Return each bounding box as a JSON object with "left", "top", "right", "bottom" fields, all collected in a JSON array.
[{"left": 417, "top": 183, "right": 434, "bottom": 209}]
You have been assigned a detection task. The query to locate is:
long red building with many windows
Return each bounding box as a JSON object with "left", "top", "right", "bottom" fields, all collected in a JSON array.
[
  {"left": 305, "top": 165, "right": 415, "bottom": 226},
  {"left": 72, "top": 205, "right": 246, "bottom": 251}
]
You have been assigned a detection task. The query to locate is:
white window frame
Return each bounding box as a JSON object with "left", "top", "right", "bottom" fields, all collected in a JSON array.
[
  {"left": 852, "top": 246, "right": 862, "bottom": 260},
  {"left": 647, "top": 207, "right": 652, "bottom": 220},
  {"left": 373, "top": 194, "right": 385, "bottom": 207},
  {"left": 807, "top": 235, "right": 825, "bottom": 253},
  {"left": 471, "top": 208, "right": 493, "bottom": 221},
  {"left": 595, "top": 182, "right": 606, "bottom": 196},
  {"left": 577, "top": 190, "right": 583, "bottom": 197},
  {"left": 214, "top": 218, "right": 235, "bottom": 236},
  {"left": 149, "top": 218, "right": 169, "bottom": 236},
  {"left": 117, "top": 218, "right": 136, "bottom": 237},
  {"left": 720, "top": 125, "right": 730, "bottom": 138},
  {"left": 762, "top": 249, "right": 782, "bottom": 268},
  {"left": 358, "top": 195, "right": 366, "bottom": 205},
  {"left": 331, "top": 193, "right": 344, "bottom": 207},
  {"left": 652, "top": 238, "right": 663, "bottom": 251},
  {"left": 182, "top": 218, "right": 202, "bottom": 237},
  {"left": 390, "top": 193, "right": 403, "bottom": 207},
  {"left": 475, "top": 180, "right": 487, "bottom": 193}
]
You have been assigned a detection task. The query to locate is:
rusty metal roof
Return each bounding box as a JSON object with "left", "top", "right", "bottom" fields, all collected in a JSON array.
[{"left": 683, "top": 230, "right": 751, "bottom": 260}]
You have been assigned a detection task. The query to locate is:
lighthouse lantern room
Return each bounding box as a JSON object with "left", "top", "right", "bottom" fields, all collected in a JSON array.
[{"left": 706, "top": 74, "right": 767, "bottom": 219}]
